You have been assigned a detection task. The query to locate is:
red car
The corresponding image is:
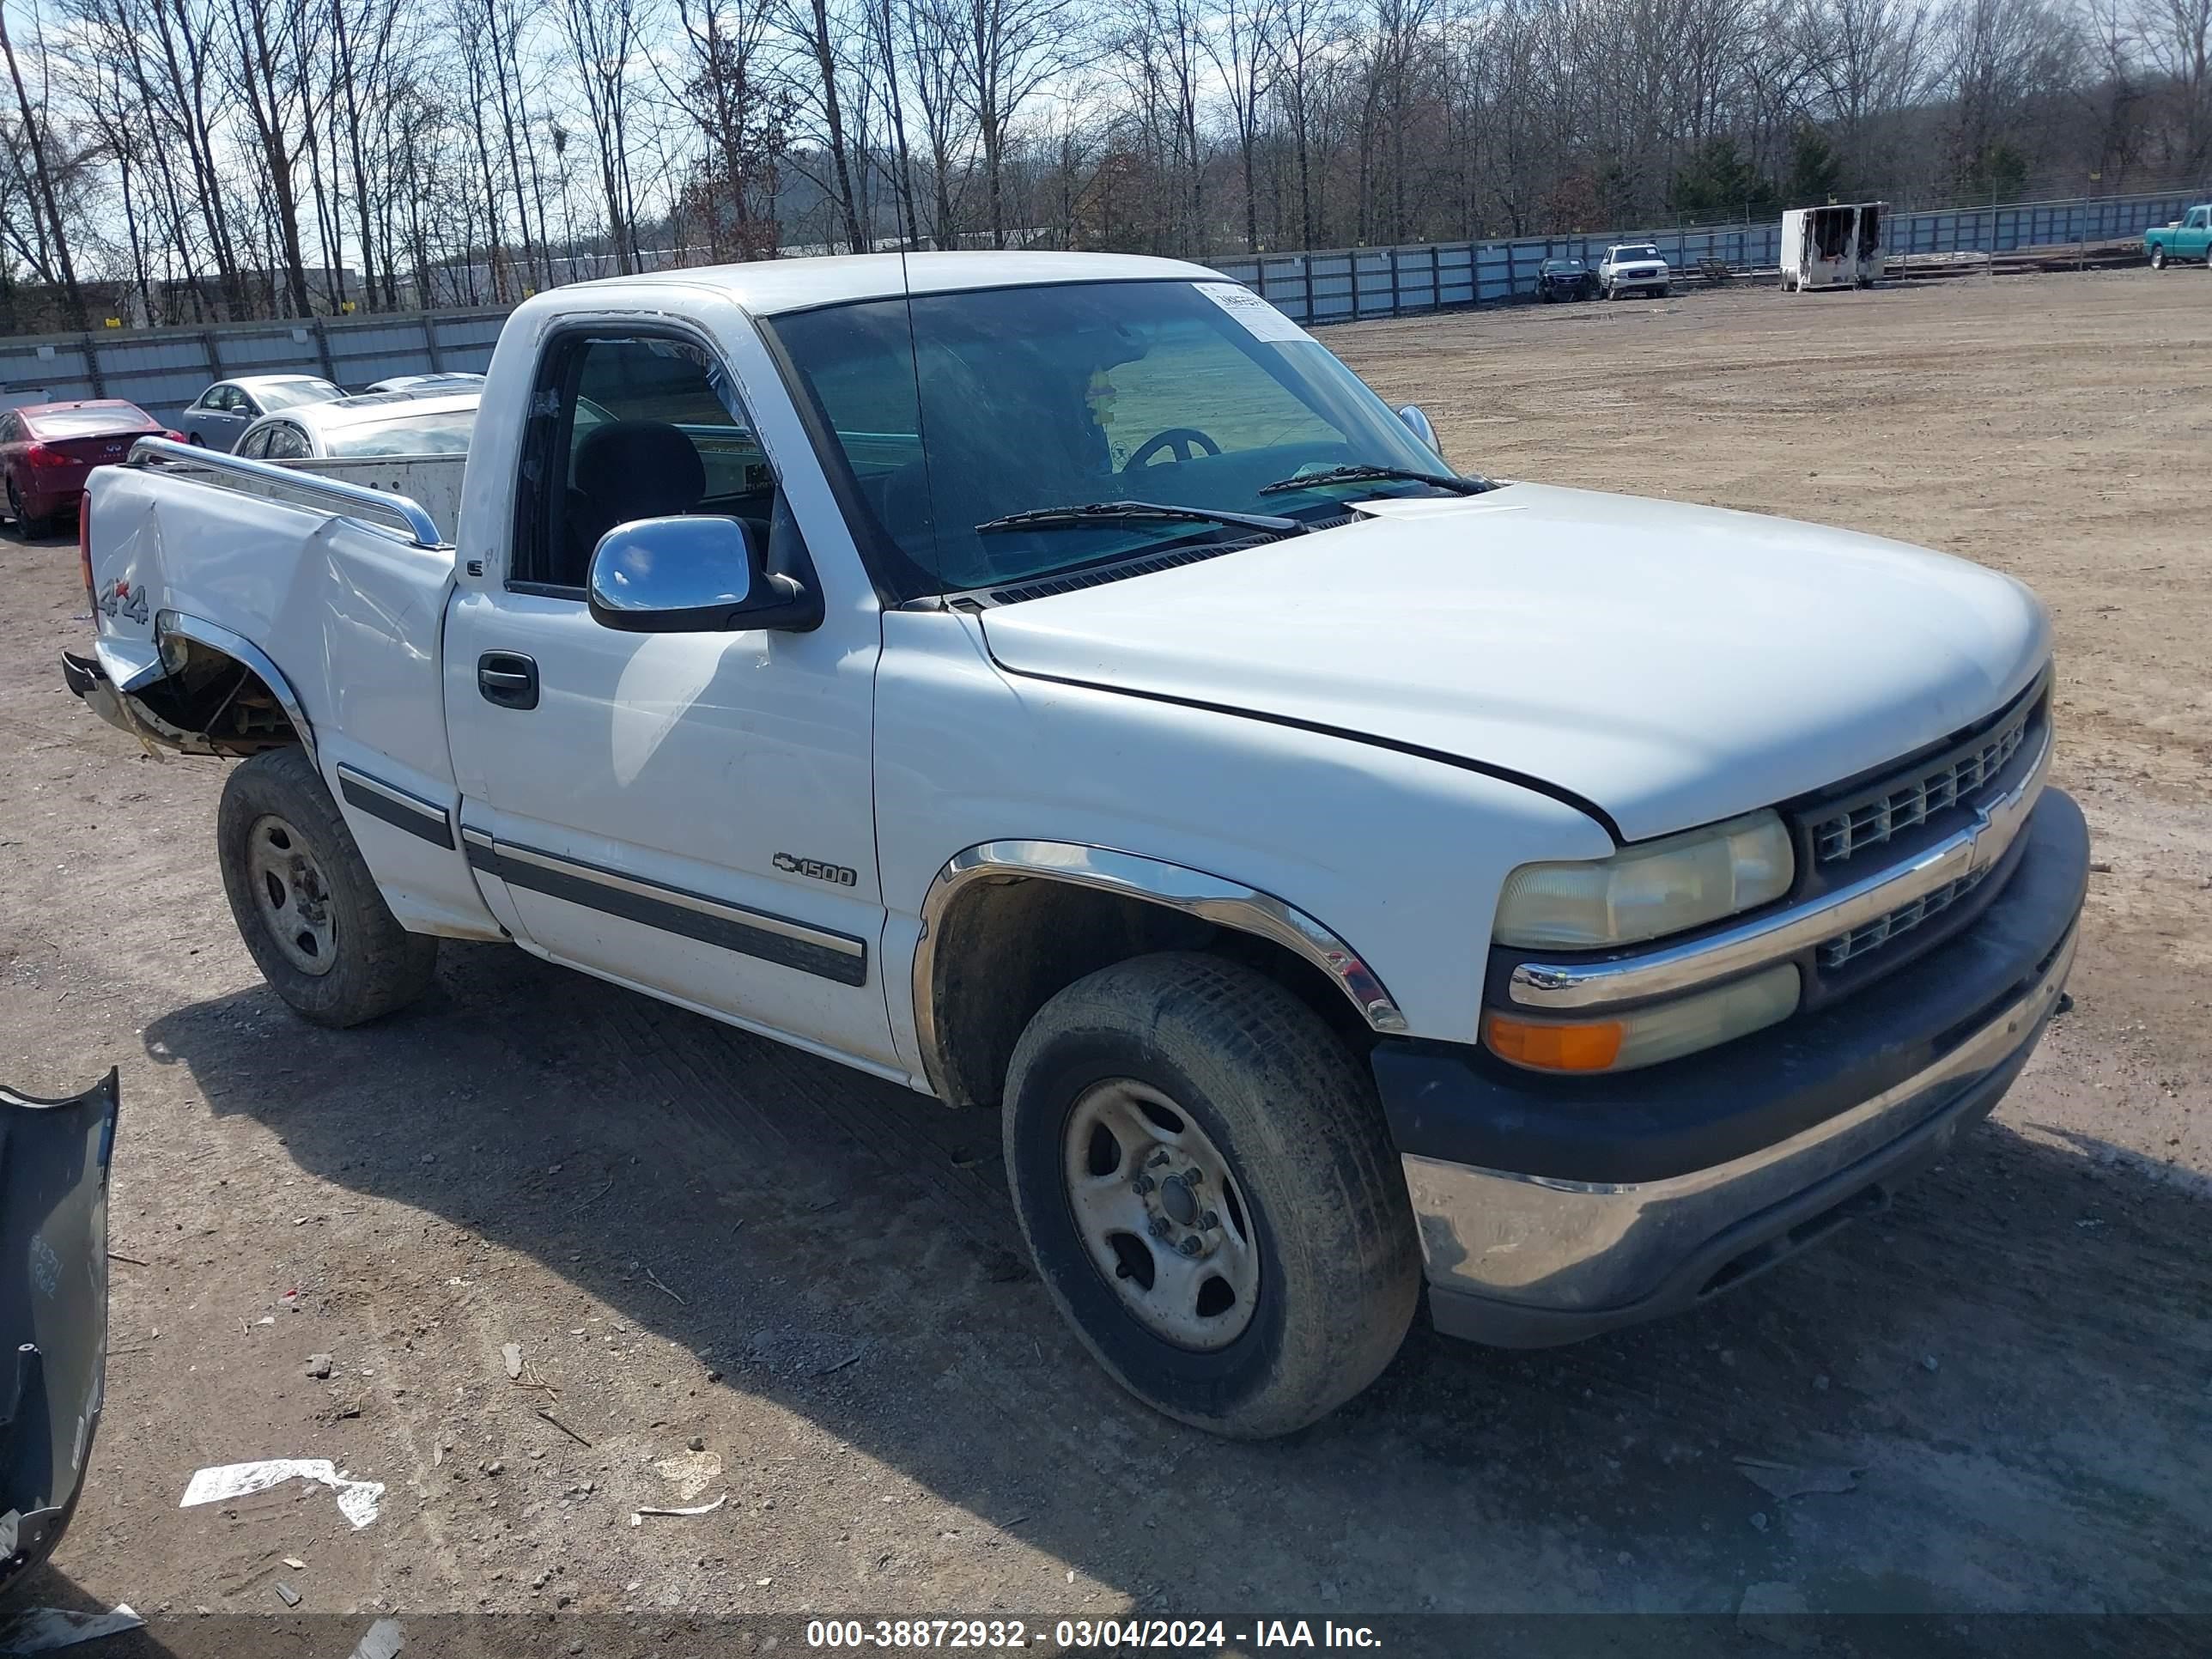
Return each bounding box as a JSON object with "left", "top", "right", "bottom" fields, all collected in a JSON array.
[{"left": 1, "top": 399, "right": 178, "bottom": 538}]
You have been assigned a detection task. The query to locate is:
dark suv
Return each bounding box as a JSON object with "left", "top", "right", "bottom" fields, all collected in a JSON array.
[{"left": 1536, "top": 257, "right": 1597, "bottom": 301}]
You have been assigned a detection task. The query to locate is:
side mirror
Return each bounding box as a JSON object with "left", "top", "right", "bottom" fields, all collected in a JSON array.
[
  {"left": 1396, "top": 404, "right": 1441, "bottom": 456},
  {"left": 586, "top": 514, "right": 822, "bottom": 634}
]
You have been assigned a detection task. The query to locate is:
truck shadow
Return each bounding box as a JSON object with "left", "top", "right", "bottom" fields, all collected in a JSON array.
[{"left": 139, "top": 943, "right": 2212, "bottom": 1616}]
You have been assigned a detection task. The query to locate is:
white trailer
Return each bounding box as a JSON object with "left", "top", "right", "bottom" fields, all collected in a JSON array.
[{"left": 1780, "top": 202, "right": 1886, "bottom": 291}]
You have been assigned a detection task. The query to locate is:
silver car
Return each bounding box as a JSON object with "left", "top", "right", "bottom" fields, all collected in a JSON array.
[
  {"left": 175, "top": 374, "right": 344, "bottom": 451},
  {"left": 234, "top": 392, "right": 480, "bottom": 462}
]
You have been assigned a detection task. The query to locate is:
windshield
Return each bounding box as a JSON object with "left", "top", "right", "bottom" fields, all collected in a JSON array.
[
  {"left": 255, "top": 380, "right": 343, "bottom": 411},
  {"left": 1613, "top": 246, "right": 1661, "bottom": 262},
  {"left": 767, "top": 279, "right": 1461, "bottom": 595},
  {"left": 325, "top": 408, "right": 477, "bottom": 457},
  {"left": 24, "top": 404, "right": 155, "bottom": 438}
]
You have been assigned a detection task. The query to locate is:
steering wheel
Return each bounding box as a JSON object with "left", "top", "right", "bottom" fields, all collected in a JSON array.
[{"left": 1123, "top": 427, "right": 1223, "bottom": 471}]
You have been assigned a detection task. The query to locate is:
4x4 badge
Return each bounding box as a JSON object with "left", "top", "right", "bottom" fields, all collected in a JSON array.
[{"left": 95, "top": 578, "right": 148, "bottom": 626}]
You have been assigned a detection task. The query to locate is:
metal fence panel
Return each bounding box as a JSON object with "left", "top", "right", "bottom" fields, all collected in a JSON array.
[{"left": 1, "top": 185, "right": 2201, "bottom": 420}]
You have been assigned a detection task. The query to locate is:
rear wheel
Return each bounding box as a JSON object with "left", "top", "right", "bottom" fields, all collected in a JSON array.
[
  {"left": 7, "top": 477, "right": 52, "bottom": 538},
  {"left": 1002, "top": 952, "right": 1420, "bottom": 1438},
  {"left": 216, "top": 746, "right": 436, "bottom": 1026}
]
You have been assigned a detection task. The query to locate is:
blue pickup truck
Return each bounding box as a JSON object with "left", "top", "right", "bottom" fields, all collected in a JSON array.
[{"left": 2145, "top": 204, "right": 2211, "bottom": 269}]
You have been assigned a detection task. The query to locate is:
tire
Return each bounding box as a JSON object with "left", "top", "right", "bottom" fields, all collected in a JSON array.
[
  {"left": 216, "top": 745, "right": 437, "bottom": 1027},
  {"left": 1002, "top": 951, "right": 1420, "bottom": 1438},
  {"left": 2149, "top": 246, "right": 2165, "bottom": 270},
  {"left": 1656, "top": 283, "right": 1670, "bottom": 298},
  {"left": 188, "top": 433, "right": 208, "bottom": 447},
  {"left": 7, "top": 478, "right": 52, "bottom": 539}
]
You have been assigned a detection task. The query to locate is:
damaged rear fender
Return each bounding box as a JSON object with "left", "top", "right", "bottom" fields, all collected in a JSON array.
[
  {"left": 61, "top": 616, "right": 310, "bottom": 760},
  {"left": 1, "top": 1072, "right": 119, "bottom": 1602}
]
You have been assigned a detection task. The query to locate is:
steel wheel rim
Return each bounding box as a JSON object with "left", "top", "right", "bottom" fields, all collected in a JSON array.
[
  {"left": 1062, "top": 1079, "right": 1261, "bottom": 1351},
  {"left": 246, "top": 813, "right": 337, "bottom": 976}
]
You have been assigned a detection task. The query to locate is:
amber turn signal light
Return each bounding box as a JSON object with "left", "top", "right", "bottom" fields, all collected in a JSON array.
[{"left": 1483, "top": 1011, "right": 1625, "bottom": 1072}]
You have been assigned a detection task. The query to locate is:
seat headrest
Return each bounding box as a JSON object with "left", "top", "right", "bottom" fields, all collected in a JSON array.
[{"left": 574, "top": 420, "right": 707, "bottom": 521}]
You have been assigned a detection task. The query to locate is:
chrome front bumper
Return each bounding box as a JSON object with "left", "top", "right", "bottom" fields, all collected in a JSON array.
[{"left": 1405, "top": 919, "right": 2075, "bottom": 1346}]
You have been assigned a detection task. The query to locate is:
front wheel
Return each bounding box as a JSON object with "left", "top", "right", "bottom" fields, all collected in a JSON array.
[
  {"left": 216, "top": 746, "right": 437, "bottom": 1026},
  {"left": 1002, "top": 952, "right": 1420, "bottom": 1438},
  {"left": 2150, "top": 246, "right": 2166, "bottom": 270},
  {"left": 1656, "top": 283, "right": 1670, "bottom": 298}
]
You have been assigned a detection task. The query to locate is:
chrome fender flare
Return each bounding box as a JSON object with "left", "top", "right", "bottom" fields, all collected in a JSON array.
[
  {"left": 156, "top": 611, "right": 319, "bottom": 763},
  {"left": 912, "top": 839, "right": 1408, "bottom": 1103}
]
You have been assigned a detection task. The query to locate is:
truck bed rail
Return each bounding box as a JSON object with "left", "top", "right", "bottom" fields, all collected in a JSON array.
[{"left": 123, "top": 435, "right": 447, "bottom": 550}]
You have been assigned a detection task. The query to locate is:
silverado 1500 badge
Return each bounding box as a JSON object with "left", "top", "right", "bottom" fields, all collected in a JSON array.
[{"left": 774, "top": 853, "right": 857, "bottom": 886}]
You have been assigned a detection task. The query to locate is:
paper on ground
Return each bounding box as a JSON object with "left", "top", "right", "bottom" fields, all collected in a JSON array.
[
  {"left": 180, "top": 1458, "right": 385, "bottom": 1528},
  {"left": 0, "top": 1602, "right": 144, "bottom": 1653}
]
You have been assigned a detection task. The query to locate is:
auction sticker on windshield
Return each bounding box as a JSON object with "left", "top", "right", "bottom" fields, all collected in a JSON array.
[{"left": 1194, "top": 281, "right": 1310, "bottom": 343}]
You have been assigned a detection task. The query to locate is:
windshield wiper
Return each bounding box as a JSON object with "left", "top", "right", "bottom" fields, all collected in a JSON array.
[
  {"left": 1257, "top": 463, "right": 1491, "bottom": 497},
  {"left": 974, "top": 500, "right": 1306, "bottom": 537}
]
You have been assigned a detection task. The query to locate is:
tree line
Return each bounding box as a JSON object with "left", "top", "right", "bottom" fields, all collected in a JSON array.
[{"left": 2, "top": 0, "right": 2208, "bottom": 333}]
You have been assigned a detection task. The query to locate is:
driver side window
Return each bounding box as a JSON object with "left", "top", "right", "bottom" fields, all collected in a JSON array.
[{"left": 513, "top": 331, "right": 779, "bottom": 592}]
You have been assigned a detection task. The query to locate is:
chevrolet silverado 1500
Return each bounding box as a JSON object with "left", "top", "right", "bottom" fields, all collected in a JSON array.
[{"left": 61, "top": 252, "right": 2086, "bottom": 1437}]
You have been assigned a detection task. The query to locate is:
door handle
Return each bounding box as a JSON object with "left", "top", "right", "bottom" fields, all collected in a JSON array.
[{"left": 477, "top": 651, "right": 539, "bottom": 710}]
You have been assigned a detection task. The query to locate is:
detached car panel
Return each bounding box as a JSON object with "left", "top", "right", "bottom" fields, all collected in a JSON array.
[{"left": 0, "top": 1072, "right": 118, "bottom": 1601}]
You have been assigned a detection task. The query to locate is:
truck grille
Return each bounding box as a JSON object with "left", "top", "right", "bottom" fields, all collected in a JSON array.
[
  {"left": 1809, "top": 691, "right": 2038, "bottom": 866},
  {"left": 1817, "top": 866, "right": 1992, "bottom": 969}
]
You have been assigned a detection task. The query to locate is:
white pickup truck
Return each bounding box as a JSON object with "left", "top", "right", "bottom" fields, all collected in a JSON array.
[
  {"left": 1598, "top": 242, "right": 1672, "bottom": 299},
  {"left": 63, "top": 252, "right": 2086, "bottom": 1438}
]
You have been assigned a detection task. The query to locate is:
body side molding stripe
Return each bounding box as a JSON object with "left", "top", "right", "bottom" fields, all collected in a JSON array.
[
  {"left": 461, "top": 834, "right": 868, "bottom": 988},
  {"left": 335, "top": 764, "right": 456, "bottom": 849}
]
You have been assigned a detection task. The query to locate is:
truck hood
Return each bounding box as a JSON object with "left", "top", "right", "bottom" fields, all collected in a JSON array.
[
  {"left": 973, "top": 484, "right": 2049, "bottom": 842},
  {"left": 1, "top": 1073, "right": 116, "bottom": 1602}
]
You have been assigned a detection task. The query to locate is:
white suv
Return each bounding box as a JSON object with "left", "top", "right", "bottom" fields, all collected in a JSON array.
[{"left": 1599, "top": 243, "right": 1672, "bottom": 299}]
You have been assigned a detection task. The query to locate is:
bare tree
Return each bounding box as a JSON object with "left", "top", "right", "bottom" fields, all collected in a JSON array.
[
  {"left": 2138, "top": 0, "right": 2212, "bottom": 171},
  {"left": 553, "top": 0, "right": 654, "bottom": 271},
  {"left": 952, "top": 0, "right": 1082, "bottom": 245},
  {"left": 0, "top": 0, "right": 88, "bottom": 325}
]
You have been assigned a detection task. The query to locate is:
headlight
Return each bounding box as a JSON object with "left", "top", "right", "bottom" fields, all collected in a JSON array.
[
  {"left": 1493, "top": 810, "right": 1794, "bottom": 949},
  {"left": 1485, "top": 963, "right": 1801, "bottom": 1073}
]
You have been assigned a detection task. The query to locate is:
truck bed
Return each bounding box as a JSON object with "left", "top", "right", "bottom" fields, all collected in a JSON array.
[{"left": 276, "top": 453, "right": 466, "bottom": 544}]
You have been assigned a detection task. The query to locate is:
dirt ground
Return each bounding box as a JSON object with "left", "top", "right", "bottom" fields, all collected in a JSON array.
[{"left": 3, "top": 270, "right": 2209, "bottom": 1651}]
